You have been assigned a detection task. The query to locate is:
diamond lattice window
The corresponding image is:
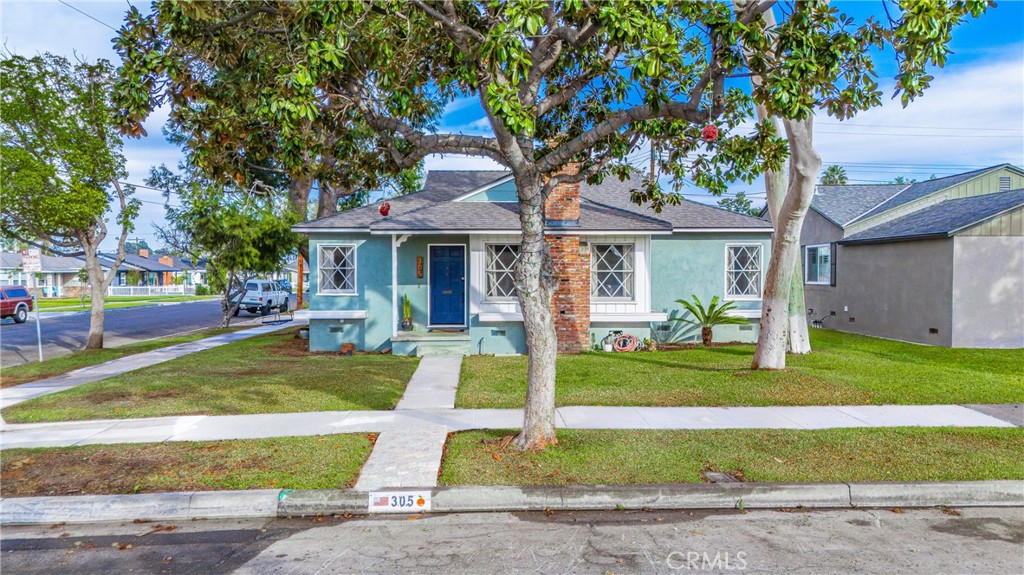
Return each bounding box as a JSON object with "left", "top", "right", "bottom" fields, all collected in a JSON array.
[
  {"left": 318, "top": 245, "right": 356, "bottom": 294},
  {"left": 726, "top": 245, "right": 762, "bottom": 298},
  {"left": 591, "top": 244, "right": 634, "bottom": 299},
  {"left": 485, "top": 244, "right": 519, "bottom": 299}
]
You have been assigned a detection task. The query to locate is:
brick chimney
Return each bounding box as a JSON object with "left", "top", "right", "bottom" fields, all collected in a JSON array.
[
  {"left": 545, "top": 164, "right": 590, "bottom": 353},
  {"left": 138, "top": 248, "right": 149, "bottom": 258}
]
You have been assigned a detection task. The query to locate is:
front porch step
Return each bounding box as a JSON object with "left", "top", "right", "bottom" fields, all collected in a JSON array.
[{"left": 392, "top": 331, "right": 472, "bottom": 357}]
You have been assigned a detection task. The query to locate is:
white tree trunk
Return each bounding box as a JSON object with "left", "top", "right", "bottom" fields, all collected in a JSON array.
[
  {"left": 752, "top": 118, "right": 821, "bottom": 369},
  {"left": 787, "top": 265, "right": 811, "bottom": 354},
  {"left": 513, "top": 175, "right": 558, "bottom": 450}
]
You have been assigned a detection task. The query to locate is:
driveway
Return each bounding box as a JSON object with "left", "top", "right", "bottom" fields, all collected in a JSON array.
[{"left": 0, "top": 299, "right": 287, "bottom": 368}]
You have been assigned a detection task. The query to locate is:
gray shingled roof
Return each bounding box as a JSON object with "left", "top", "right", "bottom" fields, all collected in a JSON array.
[
  {"left": 100, "top": 253, "right": 181, "bottom": 272},
  {"left": 296, "top": 170, "right": 771, "bottom": 233},
  {"left": 854, "top": 164, "right": 1019, "bottom": 222},
  {"left": 810, "top": 184, "right": 907, "bottom": 227},
  {"left": 0, "top": 252, "right": 88, "bottom": 272},
  {"left": 840, "top": 188, "right": 1024, "bottom": 244},
  {"left": 580, "top": 174, "right": 773, "bottom": 230},
  {"left": 297, "top": 171, "right": 510, "bottom": 230}
]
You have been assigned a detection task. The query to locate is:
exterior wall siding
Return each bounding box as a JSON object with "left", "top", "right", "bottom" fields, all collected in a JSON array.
[
  {"left": 817, "top": 239, "right": 954, "bottom": 346},
  {"left": 800, "top": 209, "right": 844, "bottom": 327},
  {"left": 846, "top": 167, "right": 1024, "bottom": 235},
  {"left": 959, "top": 207, "right": 1024, "bottom": 237},
  {"left": 306, "top": 231, "right": 773, "bottom": 354},
  {"left": 951, "top": 236, "right": 1024, "bottom": 348},
  {"left": 648, "top": 233, "right": 771, "bottom": 345},
  {"left": 308, "top": 233, "right": 394, "bottom": 352}
]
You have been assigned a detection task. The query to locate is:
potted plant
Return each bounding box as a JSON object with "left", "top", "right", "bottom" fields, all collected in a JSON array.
[
  {"left": 671, "top": 295, "right": 750, "bottom": 346},
  {"left": 401, "top": 295, "right": 413, "bottom": 331},
  {"left": 643, "top": 338, "right": 656, "bottom": 352}
]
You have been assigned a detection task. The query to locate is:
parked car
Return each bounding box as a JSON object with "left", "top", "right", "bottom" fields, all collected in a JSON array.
[
  {"left": 276, "top": 279, "right": 293, "bottom": 294},
  {"left": 233, "top": 279, "right": 289, "bottom": 316},
  {"left": 0, "top": 285, "right": 33, "bottom": 324}
]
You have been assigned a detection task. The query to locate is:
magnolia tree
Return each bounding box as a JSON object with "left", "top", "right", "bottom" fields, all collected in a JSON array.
[
  {"left": 114, "top": 1, "right": 783, "bottom": 449},
  {"left": 146, "top": 165, "right": 296, "bottom": 326},
  {"left": 1, "top": 54, "right": 139, "bottom": 349},
  {"left": 731, "top": 0, "right": 989, "bottom": 369}
]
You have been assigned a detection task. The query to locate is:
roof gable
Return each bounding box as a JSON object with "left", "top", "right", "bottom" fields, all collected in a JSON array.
[
  {"left": 853, "top": 164, "right": 1024, "bottom": 223},
  {"left": 840, "top": 188, "right": 1024, "bottom": 244}
]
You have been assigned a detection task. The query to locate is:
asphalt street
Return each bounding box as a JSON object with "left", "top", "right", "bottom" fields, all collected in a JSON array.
[
  {"left": 0, "top": 300, "right": 278, "bottom": 368},
  {"left": 1, "top": 507, "right": 1021, "bottom": 574}
]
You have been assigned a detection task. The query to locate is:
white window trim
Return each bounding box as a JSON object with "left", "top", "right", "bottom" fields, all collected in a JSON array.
[
  {"left": 426, "top": 243, "right": 468, "bottom": 328},
  {"left": 590, "top": 242, "right": 637, "bottom": 303},
  {"left": 804, "top": 244, "right": 832, "bottom": 286},
  {"left": 317, "top": 243, "right": 358, "bottom": 296},
  {"left": 724, "top": 243, "right": 764, "bottom": 301},
  {"left": 482, "top": 242, "right": 520, "bottom": 303}
]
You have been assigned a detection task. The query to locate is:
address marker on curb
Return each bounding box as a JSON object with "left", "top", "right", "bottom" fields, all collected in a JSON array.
[{"left": 368, "top": 491, "right": 432, "bottom": 513}]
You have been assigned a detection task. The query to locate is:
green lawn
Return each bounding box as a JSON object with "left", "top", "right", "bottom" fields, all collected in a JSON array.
[
  {"left": 441, "top": 428, "right": 1024, "bottom": 486},
  {"left": 457, "top": 329, "right": 1024, "bottom": 408},
  {"left": 2, "top": 329, "right": 419, "bottom": 423},
  {"left": 1, "top": 435, "right": 374, "bottom": 497},
  {"left": 0, "top": 326, "right": 245, "bottom": 388},
  {"left": 38, "top": 295, "right": 216, "bottom": 312}
]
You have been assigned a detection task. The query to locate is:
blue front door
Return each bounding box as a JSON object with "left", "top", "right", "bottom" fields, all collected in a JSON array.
[{"left": 429, "top": 245, "right": 466, "bottom": 326}]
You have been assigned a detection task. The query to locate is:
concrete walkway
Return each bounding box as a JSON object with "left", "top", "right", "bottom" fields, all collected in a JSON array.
[
  {"left": 355, "top": 356, "right": 462, "bottom": 490},
  {"left": 1, "top": 319, "right": 304, "bottom": 410},
  {"left": 1, "top": 404, "right": 1013, "bottom": 451}
]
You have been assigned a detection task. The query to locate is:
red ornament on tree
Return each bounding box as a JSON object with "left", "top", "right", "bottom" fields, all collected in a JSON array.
[
  {"left": 379, "top": 201, "right": 391, "bottom": 216},
  {"left": 701, "top": 124, "right": 719, "bottom": 142}
]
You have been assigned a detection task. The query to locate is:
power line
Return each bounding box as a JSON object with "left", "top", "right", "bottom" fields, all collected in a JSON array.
[
  {"left": 57, "top": 0, "right": 117, "bottom": 32},
  {"left": 818, "top": 122, "right": 1022, "bottom": 133}
]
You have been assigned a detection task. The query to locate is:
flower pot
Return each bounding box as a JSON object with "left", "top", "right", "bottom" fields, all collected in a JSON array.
[
  {"left": 602, "top": 343, "right": 613, "bottom": 352},
  {"left": 401, "top": 319, "right": 413, "bottom": 331}
]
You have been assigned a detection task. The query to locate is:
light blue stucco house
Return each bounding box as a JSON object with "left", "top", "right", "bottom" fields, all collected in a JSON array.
[{"left": 293, "top": 170, "right": 772, "bottom": 356}]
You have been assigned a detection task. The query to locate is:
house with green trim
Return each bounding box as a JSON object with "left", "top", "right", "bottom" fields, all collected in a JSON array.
[
  {"left": 293, "top": 170, "right": 772, "bottom": 356},
  {"left": 798, "top": 164, "right": 1024, "bottom": 348}
]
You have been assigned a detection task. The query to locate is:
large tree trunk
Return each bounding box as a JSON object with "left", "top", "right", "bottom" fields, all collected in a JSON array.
[
  {"left": 317, "top": 181, "right": 340, "bottom": 218},
  {"left": 82, "top": 244, "right": 108, "bottom": 349},
  {"left": 787, "top": 265, "right": 811, "bottom": 354},
  {"left": 513, "top": 174, "right": 559, "bottom": 450},
  {"left": 736, "top": 0, "right": 813, "bottom": 358},
  {"left": 752, "top": 118, "right": 820, "bottom": 369}
]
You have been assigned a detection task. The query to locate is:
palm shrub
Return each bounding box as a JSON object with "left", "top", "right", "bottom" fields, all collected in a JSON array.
[{"left": 671, "top": 295, "right": 750, "bottom": 346}]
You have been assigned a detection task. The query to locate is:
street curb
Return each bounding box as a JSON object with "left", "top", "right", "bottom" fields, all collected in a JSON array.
[
  {"left": 3, "top": 481, "right": 1021, "bottom": 525},
  {"left": 0, "top": 489, "right": 280, "bottom": 525}
]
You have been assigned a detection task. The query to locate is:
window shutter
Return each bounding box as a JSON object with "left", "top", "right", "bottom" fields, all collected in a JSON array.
[
  {"left": 829, "top": 242, "right": 838, "bottom": 287},
  {"left": 800, "top": 245, "right": 806, "bottom": 283}
]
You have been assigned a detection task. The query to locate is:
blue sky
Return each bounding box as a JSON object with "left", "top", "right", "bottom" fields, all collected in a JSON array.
[{"left": 2, "top": 1, "right": 1022, "bottom": 249}]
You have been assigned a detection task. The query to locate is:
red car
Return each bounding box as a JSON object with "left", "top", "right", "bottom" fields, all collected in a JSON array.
[{"left": 0, "top": 285, "right": 33, "bottom": 324}]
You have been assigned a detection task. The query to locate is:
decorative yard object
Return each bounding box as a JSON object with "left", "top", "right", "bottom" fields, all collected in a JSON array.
[
  {"left": 379, "top": 201, "right": 391, "bottom": 217},
  {"left": 672, "top": 295, "right": 749, "bottom": 347},
  {"left": 401, "top": 295, "right": 413, "bottom": 331},
  {"left": 341, "top": 343, "right": 355, "bottom": 356}
]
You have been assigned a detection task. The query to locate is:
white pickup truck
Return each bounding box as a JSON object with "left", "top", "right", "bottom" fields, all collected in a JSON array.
[{"left": 233, "top": 279, "right": 289, "bottom": 316}]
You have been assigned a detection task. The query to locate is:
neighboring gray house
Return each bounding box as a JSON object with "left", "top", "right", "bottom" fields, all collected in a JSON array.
[
  {"left": 796, "top": 164, "right": 1024, "bottom": 348},
  {"left": 0, "top": 252, "right": 95, "bottom": 298}
]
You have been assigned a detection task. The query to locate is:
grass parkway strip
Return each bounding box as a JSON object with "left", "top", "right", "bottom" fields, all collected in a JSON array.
[
  {"left": 457, "top": 330, "right": 1024, "bottom": 408},
  {"left": 2, "top": 327, "right": 419, "bottom": 422}
]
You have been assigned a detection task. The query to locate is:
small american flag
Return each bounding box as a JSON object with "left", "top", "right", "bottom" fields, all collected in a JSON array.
[{"left": 373, "top": 496, "right": 390, "bottom": 507}]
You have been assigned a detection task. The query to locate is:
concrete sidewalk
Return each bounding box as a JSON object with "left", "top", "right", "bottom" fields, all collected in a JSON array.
[
  {"left": 1, "top": 403, "right": 1014, "bottom": 450},
  {"left": 1, "top": 319, "right": 304, "bottom": 410}
]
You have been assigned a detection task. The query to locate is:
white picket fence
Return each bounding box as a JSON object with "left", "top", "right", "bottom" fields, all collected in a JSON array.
[{"left": 107, "top": 285, "right": 196, "bottom": 297}]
